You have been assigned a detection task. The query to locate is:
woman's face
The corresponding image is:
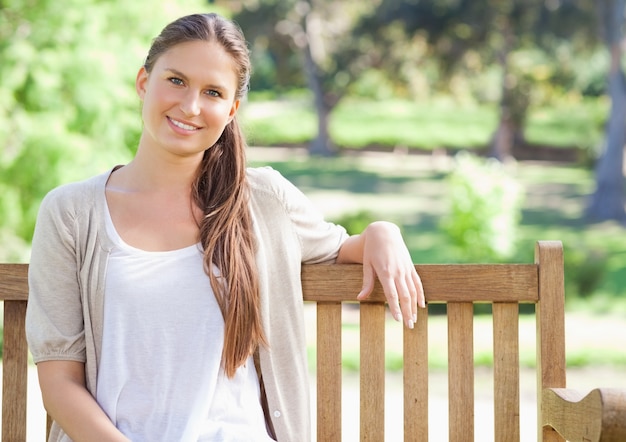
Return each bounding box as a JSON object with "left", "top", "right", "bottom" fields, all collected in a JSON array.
[{"left": 136, "top": 40, "right": 240, "bottom": 159}]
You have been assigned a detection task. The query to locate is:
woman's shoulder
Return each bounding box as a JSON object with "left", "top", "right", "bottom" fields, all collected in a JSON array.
[
  {"left": 39, "top": 168, "right": 114, "bottom": 214},
  {"left": 246, "top": 166, "right": 288, "bottom": 196},
  {"left": 246, "top": 166, "right": 283, "bottom": 188},
  {"left": 245, "top": 165, "right": 325, "bottom": 223}
]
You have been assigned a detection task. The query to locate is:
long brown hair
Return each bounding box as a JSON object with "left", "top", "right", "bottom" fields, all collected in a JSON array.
[{"left": 144, "top": 13, "right": 266, "bottom": 378}]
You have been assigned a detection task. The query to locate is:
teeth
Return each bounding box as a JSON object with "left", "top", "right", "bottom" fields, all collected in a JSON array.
[{"left": 170, "top": 118, "right": 198, "bottom": 131}]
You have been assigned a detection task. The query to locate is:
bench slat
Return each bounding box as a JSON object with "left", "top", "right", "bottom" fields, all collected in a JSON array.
[
  {"left": 360, "top": 302, "right": 386, "bottom": 440},
  {"left": 316, "top": 302, "right": 342, "bottom": 441},
  {"left": 2, "top": 300, "right": 28, "bottom": 442},
  {"left": 493, "top": 302, "right": 520, "bottom": 441},
  {"left": 302, "top": 264, "right": 538, "bottom": 303},
  {"left": 448, "top": 302, "right": 474, "bottom": 442},
  {"left": 403, "top": 305, "right": 429, "bottom": 441}
]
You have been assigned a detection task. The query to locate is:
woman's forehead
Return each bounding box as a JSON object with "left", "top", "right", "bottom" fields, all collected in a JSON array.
[{"left": 155, "top": 40, "right": 238, "bottom": 85}]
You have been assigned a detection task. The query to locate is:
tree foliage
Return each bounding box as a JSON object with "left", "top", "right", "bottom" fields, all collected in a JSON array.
[{"left": 0, "top": 0, "right": 206, "bottom": 260}]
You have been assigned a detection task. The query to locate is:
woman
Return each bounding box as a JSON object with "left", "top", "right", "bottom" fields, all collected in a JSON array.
[{"left": 26, "top": 13, "right": 424, "bottom": 442}]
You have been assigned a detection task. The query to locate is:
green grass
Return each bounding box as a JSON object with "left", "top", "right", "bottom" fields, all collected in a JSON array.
[
  {"left": 331, "top": 98, "right": 497, "bottom": 149},
  {"left": 241, "top": 98, "right": 316, "bottom": 146},
  {"left": 241, "top": 94, "right": 607, "bottom": 151},
  {"left": 524, "top": 97, "right": 608, "bottom": 149}
]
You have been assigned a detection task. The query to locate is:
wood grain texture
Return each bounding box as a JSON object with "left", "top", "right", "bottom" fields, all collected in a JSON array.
[
  {"left": 448, "top": 302, "right": 474, "bottom": 442},
  {"left": 0, "top": 264, "right": 29, "bottom": 301},
  {"left": 535, "top": 241, "right": 567, "bottom": 442},
  {"left": 542, "top": 388, "right": 626, "bottom": 442},
  {"left": 316, "top": 302, "right": 342, "bottom": 441},
  {"left": 360, "top": 303, "right": 386, "bottom": 441},
  {"left": 493, "top": 302, "right": 520, "bottom": 441},
  {"left": 403, "top": 306, "right": 429, "bottom": 441},
  {"left": 2, "top": 300, "right": 28, "bottom": 442},
  {"left": 301, "top": 264, "right": 538, "bottom": 303}
]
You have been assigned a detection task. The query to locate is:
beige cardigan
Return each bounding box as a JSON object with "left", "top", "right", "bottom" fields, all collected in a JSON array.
[{"left": 26, "top": 166, "right": 348, "bottom": 442}]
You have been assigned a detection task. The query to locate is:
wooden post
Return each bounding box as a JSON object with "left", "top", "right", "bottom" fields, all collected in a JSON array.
[{"left": 535, "top": 241, "right": 566, "bottom": 442}]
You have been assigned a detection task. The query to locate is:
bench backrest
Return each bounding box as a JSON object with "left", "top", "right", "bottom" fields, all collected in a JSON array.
[
  {"left": 0, "top": 240, "right": 565, "bottom": 441},
  {"left": 303, "top": 240, "right": 565, "bottom": 441}
]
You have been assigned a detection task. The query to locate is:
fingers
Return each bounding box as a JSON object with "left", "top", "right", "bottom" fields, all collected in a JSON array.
[
  {"left": 356, "top": 264, "right": 375, "bottom": 301},
  {"left": 412, "top": 267, "right": 426, "bottom": 309},
  {"left": 376, "top": 270, "right": 421, "bottom": 329},
  {"left": 360, "top": 264, "right": 425, "bottom": 330}
]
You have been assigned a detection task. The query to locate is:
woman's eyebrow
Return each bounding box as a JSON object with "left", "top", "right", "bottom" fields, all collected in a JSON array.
[{"left": 165, "top": 68, "right": 189, "bottom": 80}]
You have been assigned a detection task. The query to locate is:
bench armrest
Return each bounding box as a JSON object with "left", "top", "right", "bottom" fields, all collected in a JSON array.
[{"left": 542, "top": 387, "right": 626, "bottom": 442}]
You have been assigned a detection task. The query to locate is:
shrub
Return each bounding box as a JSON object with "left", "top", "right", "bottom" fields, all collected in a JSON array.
[
  {"left": 564, "top": 242, "right": 608, "bottom": 299},
  {"left": 440, "top": 152, "right": 524, "bottom": 262}
]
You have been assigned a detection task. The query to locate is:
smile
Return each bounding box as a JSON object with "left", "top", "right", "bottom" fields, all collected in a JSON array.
[{"left": 168, "top": 117, "right": 201, "bottom": 131}]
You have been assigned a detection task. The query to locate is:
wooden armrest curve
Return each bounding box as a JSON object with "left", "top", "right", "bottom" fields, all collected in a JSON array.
[{"left": 542, "top": 387, "right": 626, "bottom": 442}]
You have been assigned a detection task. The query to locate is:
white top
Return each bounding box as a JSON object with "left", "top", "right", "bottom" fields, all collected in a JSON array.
[{"left": 97, "top": 203, "right": 273, "bottom": 441}]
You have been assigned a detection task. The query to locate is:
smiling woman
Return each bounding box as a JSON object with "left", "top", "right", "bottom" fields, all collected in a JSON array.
[{"left": 24, "top": 12, "right": 424, "bottom": 442}]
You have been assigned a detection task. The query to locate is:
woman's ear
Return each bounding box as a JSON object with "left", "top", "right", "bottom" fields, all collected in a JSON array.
[
  {"left": 227, "top": 99, "right": 241, "bottom": 124},
  {"left": 135, "top": 66, "right": 149, "bottom": 100}
]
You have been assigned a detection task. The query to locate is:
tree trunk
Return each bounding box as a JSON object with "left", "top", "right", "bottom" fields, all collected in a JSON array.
[
  {"left": 302, "top": 42, "right": 335, "bottom": 156},
  {"left": 585, "top": 46, "right": 626, "bottom": 223},
  {"left": 490, "top": 113, "right": 515, "bottom": 162},
  {"left": 585, "top": 0, "right": 626, "bottom": 223},
  {"left": 489, "top": 7, "right": 518, "bottom": 162}
]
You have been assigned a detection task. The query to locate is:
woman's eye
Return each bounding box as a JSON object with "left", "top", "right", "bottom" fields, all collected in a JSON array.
[
  {"left": 168, "top": 77, "right": 184, "bottom": 86},
  {"left": 205, "top": 89, "right": 221, "bottom": 97}
]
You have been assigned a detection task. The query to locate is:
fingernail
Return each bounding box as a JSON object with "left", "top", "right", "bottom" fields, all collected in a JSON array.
[
  {"left": 407, "top": 320, "right": 414, "bottom": 329},
  {"left": 394, "top": 313, "right": 402, "bottom": 322},
  {"left": 412, "top": 314, "right": 417, "bottom": 322}
]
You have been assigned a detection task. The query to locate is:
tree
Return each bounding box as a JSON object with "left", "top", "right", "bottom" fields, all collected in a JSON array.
[
  {"left": 585, "top": 0, "right": 626, "bottom": 223},
  {"left": 226, "top": 0, "right": 382, "bottom": 155}
]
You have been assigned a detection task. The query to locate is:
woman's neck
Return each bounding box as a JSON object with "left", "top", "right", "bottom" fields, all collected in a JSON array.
[{"left": 116, "top": 148, "right": 202, "bottom": 193}]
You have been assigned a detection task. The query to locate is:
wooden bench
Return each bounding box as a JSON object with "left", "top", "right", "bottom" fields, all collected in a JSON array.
[{"left": 1, "top": 240, "right": 625, "bottom": 441}]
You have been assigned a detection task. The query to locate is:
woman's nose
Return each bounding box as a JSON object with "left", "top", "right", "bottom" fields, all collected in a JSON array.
[{"left": 180, "top": 91, "right": 201, "bottom": 116}]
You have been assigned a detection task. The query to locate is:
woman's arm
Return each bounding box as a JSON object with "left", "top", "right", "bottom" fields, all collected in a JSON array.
[
  {"left": 37, "top": 361, "right": 130, "bottom": 442},
  {"left": 336, "top": 221, "right": 425, "bottom": 329}
]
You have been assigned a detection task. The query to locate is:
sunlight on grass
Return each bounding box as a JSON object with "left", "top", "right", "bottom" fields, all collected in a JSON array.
[
  {"left": 331, "top": 98, "right": 497, "bottom": 149},
  {"left": 241, "top": 100, "right": 315, "bottom": 145},
  {"left": 525, "top": 98, "right": 608, "bottom": 148},
  {"left": 240, "top": 95, "right": 604, "bottom": 150}
]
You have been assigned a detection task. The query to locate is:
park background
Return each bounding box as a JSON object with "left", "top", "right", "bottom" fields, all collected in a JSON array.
[{"left": 1, "top": 0, "right": 626, "bottom": 440}]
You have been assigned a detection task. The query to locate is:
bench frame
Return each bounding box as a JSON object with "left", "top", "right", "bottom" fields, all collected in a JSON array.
[{"left": 1, "top": 241, "right": 625, "bottom": 441}]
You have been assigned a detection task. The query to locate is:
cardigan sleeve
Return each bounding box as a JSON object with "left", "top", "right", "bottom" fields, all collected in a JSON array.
[
  {"left": 26, "top": 185, "right": 87, "bottom": 363},
  {"left": 247, "top": 167, "right": 349, "bottom": 265}
]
